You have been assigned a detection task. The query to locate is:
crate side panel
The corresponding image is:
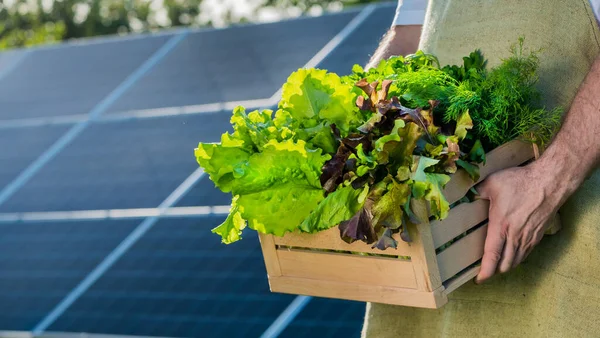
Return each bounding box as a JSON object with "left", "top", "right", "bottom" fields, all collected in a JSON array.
[
  {"left": 437, "top": 225, "right": 487, "bottom": 282},
  {"left": 269, "top": 276, "right": 446, "bottom": 309},
  {"left": 431, "top": 199, "right": 489, "bottom": 248},
  {"left": 276, "top": 249, "right": 417, "bottom": 289}
]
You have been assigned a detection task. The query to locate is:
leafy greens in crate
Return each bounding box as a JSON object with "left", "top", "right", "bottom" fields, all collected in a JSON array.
[{"left": 196, "top": 40, "right": 561, "bottom": 250}]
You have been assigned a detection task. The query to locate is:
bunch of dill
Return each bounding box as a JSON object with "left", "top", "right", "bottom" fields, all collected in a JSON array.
[{"left": 443, "top": 38, "right": 563, "bottom": 149}]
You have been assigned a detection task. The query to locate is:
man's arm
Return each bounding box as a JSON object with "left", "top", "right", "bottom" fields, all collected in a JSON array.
[
  {"left": 476, "top": 56, "right": 600, "bottom": 283},
  {"left": 366, "top": 25, "right": 422, "bottom": 70}
]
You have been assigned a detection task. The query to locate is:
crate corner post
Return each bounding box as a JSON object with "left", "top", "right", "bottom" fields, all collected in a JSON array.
[
  {"left": 258, "top": 233, "right": 282, "bottom": 293},
  {"left": 407, "top": 198, "right": 447, "bottom": 308}
]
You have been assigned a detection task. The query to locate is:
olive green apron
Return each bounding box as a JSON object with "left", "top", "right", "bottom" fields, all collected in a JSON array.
[{"left": 362, "top": 1, "right": 600, "bottom": 337}]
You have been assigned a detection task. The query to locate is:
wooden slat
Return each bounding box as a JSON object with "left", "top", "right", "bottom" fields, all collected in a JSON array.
[
  {"left": 431, "top": 199, "right": 489, "bottom": 248},
  {"left": 444, "top": 140, "right": 534, "bottom": 204},
  {"left": 269, "top": 276, "right": 448, "bottom": 309},
  {"left": 407, "top": 199, "right": 442, "bottom": 292},
  {"left": 440, "top": 216, "right": 561, "bottom": 294},
  {"left": 273, "top": 227, "right": 412, "bottom": 257},
  {"left": 443, "top": 265, "right": 480, "bottom": 295},
  {"left": 276, "top": 249, "right": 418, "bottom": 289},
  {"left": 437, "top": 225, "right": 488, "bottom": 282},
  {"left": 258, "top": 234, "right": 282, "bottom": 277}
]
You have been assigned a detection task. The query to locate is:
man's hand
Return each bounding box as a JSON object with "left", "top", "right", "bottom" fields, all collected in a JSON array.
[
  {"left": 474, "top": 164, "right": 560, "bottom": 284},
  {"left": 472, "top": 57, "right": 600, "bottom": 284}
]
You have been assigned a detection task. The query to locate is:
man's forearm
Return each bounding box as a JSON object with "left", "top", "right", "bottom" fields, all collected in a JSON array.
[
  {"left": 533, "top": 56, "right": 600, "bottom": 208},
  {"left": 366, "top": 25, "right": 422, "bottom": 70}
]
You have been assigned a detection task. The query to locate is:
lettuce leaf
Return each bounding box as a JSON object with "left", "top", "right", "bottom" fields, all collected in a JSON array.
[
  {"left": 279, "top": 68, "right": 363, "bottom": 135},
  {"left": 195, "top": 143, "right": 251, "bottom": 193},
  {"left": 211, "top": 197, "right": 246, "bottom": 244},
  {"left": 372, "top": 181, "right": 410, "bottom": 228},
  {"left": 410, "top": 156, "right": 451, "bottom": 220},
  {"left": 198, "top": 138, "right": 330, "bottom": 242},
  {"left": 238, "top": 185, "right": 324, "bottom": 236},
  {"left": 300, "top": 185, "right": 369, "bottom": 233}
]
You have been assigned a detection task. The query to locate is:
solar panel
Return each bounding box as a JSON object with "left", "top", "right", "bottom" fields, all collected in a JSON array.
[
  {"left": 279, "top": 298, "right": 366, "bottom": 338},
  {"left": 0, "top": 35, "right": 172, "bottom": 120},
  {"left": 49, "top": 216, "right": 296, "bottom": 338},
  {"left": 105, "top": 12, "right": 358, "bottom": 114},
  {"left": 175, "top": 176, "right": 231, "bottom": 207},
  {"left": 0, "top": 4, "right": 397, "bottom": 337},
  {"left": 0, "top": 49, "right": 26, "bottom": 76},
  {"left": 317, "top": 3, "right": 397, "bottom": 75},
  {"left": 0, "top": 112, "right": 231, "bottom": 212},
  {"left": 0, "top": 125, "right": 69, "bottom": 191},
  {"left": 0, "top": 219, "right": 140, "bottom": 331}
]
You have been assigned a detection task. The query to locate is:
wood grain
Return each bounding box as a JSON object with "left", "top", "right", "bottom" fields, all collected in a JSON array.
[
  {"left": 436, "top": 225, "right": 488, "bottom": 282},
  {"left": 269, "top": 276, "right": 448, "bottom": 308},
  {"left": 431, "top": 199, "right": 489, "bottom": 248},
  {"left": 407, "top": 199, "right": 442, "bottom": 292},
  {"left": 258, "top": 233, "right": 282, "bottom": 277},
  {"left": 276, "top": 248, "right": 418, "bottom": 289}
]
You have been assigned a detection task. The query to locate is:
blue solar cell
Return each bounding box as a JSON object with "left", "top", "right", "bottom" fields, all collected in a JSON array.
[
  {"left": 0, "top": 125, "right": 69, "bottom": 191},
  {"left": 0, "top": 112, "right": 231, "bottom": 212},
  {"left": 317, "top": 4, "right": 397, "bottom": 75},
  {"left": 280, "top": 298, "right": 366, "bottom": 338},
  {"left": 49, "top": 216, "right": 296, "bottom": 338},
  {"left": 0, "top": 219, "right": 139, "bottom": 330},
  {"left": 106, "top": 12, "right": 358, "bottom": 113},
  {"left": 175, "top": 176, "right": 231, "bottom": 207},
  {"left": 0, "top": 34, "right": 172, "bottom": 120},
  {"left": 0, "top": 49, "right": 26, "bottom": 77}
]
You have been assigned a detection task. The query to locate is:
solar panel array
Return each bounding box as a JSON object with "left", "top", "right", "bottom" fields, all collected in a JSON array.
[{"left": 0, "top": 2, "right": 396, "bottom": 337}]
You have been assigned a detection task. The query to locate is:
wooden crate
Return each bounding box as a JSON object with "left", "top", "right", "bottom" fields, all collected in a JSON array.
[{"left": 258, "top": 140, "right": 559, "bottom": 309}]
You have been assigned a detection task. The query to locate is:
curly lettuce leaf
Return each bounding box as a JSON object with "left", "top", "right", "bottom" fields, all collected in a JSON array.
[
  {"left": 454, "top": 110, "right": 474, "bottom": 141},
  {"left": 229, "top": 106, "right": 294, "bottom": 150},
  {"left": 198, "top": 139, "right": 331, "bottom": 242},
  {"left": 197, "top": 139, "right": 329, "bottom": 195},
  {"left": 195, "top": 143, "right": 251, "bottom": 193},
  {"left": 373, "top": 119, "right": 405, "bottom": 163},
  {"left": 425, "top": 173, "right": 451, "bottom": 219},
  {"left": 238, "top": 185, "right": 324, "bottom": 236},
  {"left": 229, "top": 139, "right": 328, "bottom": 195},
  {"left": 211, "top": 197, "right": 246, "bottom": 244},
  {"left": 300, "top": 185, "right": 369, "bottom": 233},
  {"left": 410, "top": 156, "right": 451, "bottom": 219},
  {"left": 372, "top": 181, "right": 410, "bottom": 229},
  {"left": 279, "top": 68, "right": 363, "bottom": 134},
  {"left": 339, "top": 204, "right": 376, "bottom": 244}
]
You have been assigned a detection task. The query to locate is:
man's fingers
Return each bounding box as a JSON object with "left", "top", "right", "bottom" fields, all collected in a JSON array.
[
  {"left": 513, "top": 247, "right": 529, "bottom": 268},
  {"left": 513, "top": 229, "right": 544, "bottom": 268},
  {"left": 475, "top": 221, "right": 505, "bottom": 284},
  {"left": 498, "top": 238, "right": 517, "bottom": 273}
]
